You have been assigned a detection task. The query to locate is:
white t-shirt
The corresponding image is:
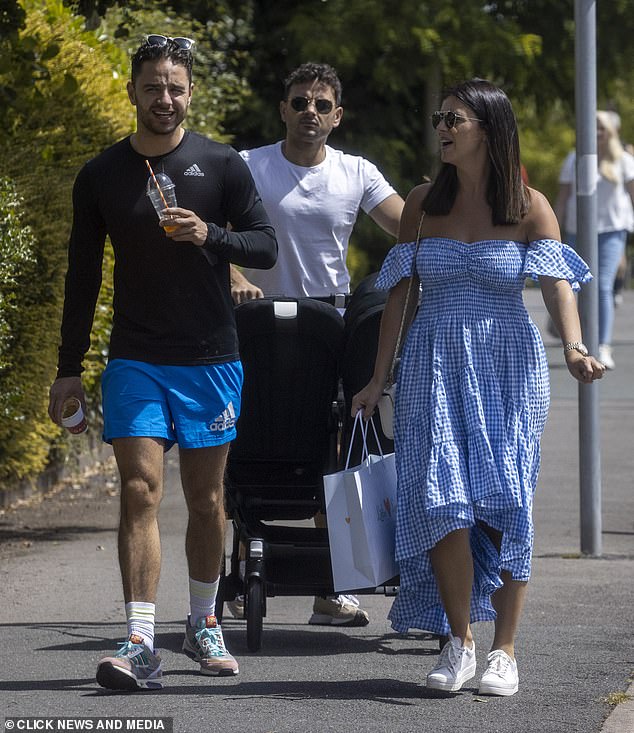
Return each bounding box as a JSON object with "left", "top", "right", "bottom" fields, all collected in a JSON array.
[
  {"left": 239, "top": 142, "right": 397, "bottom": 297},
  {"left": 559, "top": 150, "right": 634, "bottom": 234}
]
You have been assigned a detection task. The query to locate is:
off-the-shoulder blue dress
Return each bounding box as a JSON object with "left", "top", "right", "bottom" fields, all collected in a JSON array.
[{"left": 375, "top": 238, "right": 591, "bottom": 635}]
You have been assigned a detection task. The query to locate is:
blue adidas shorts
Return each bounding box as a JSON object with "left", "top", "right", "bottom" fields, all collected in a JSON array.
[{"left": 101, "top": 359, "right": 243, "bottom": 449}]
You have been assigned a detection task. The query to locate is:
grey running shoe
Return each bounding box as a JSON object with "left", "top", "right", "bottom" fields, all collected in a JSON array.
[
  {"left": 308, "top": 595, "right": 370, "bottom": 627},
  {"left": 96, "top": 634, "right": 162, "bottom": 691},
  {"left": 226, "top": 595, "right": 245, "bottom": 619},
  {"left": 183, "top": 614, "right": 239, "bottom": 676}
]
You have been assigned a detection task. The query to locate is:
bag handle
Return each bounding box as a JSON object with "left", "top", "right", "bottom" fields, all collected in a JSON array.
[
  {"left": 344, "top": 413, "right": 385, "bottom": 470},
  {"left": 367, "top": 416, "right": 384, "bottom": 459},
  {"left": 386, "top": 209, "right": 425, "bottom": 387},
  {"left": 345, "top": 412, "right": 365, "bottom": 469}
]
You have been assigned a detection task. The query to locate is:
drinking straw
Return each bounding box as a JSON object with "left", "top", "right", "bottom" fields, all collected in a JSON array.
[{"left": 145, "top": 159, "right": 169, "bottom": 209}]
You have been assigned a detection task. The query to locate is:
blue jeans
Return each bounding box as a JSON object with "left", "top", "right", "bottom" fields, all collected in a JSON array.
[{"left": 566, "top": 230, "right": 627, "bottom": 345}]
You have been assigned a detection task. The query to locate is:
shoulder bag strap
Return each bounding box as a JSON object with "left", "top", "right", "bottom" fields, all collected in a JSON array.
[{"left": 386, "top": 210, "right": 425, "bottom": 386}]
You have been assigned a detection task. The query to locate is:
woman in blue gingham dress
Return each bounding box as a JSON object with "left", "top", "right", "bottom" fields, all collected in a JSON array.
[
  {"left": 352, "top": 79, "right": 606, "bottom": 696},
  {"left": 378, "top": 237, "right": 586, "bottom": 631}
]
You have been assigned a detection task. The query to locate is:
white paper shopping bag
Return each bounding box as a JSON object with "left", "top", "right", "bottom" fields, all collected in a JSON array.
[
  {"left": 345, "top": 450, "right": 398, "bottom": 586},
  {"left": 324, "top": 414, "right": 398, "bottom": 592}
]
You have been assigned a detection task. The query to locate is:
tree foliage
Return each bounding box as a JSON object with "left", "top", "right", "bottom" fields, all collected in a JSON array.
[
  {"left": 0, "top": 179, "right": 36, "bottom": 371},
  {"left": 0, "top": 0, "right": 25, "bottom": 39},
  {"left": 0, "top": 0, "right": 133, "bottom": 483},
  {"left": 0, "top": 176, "right": 59, "bottom": 481},
  {"left": 95, "top": 0, "right": 253, "bottom": 141},
  {"left": 226, "top": 0, "right": 634, "bottom": 279}
]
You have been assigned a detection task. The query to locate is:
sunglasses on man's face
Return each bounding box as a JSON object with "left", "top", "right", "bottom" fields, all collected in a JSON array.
[
  {"left": 289, "top": 96, "right": 335, "bottom": 115},
  {"left": 431, "top": 110, "right": 482, "bottom": 129},
  {"left": 147, "top": 34, "right": 195, "bottom": 51}
]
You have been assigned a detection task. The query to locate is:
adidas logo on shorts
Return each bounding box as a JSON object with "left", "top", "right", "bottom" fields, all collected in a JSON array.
[
  {"left": 209, "top": 402, "right": 236, "bottom": 432},
  {"left": 184, "top": 163, "right": 205, "bottom": 176}
]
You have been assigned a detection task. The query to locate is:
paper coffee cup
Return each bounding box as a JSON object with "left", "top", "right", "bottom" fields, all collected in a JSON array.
[{"left": 61, "top": 398, "right": 88, "bottom": 435}]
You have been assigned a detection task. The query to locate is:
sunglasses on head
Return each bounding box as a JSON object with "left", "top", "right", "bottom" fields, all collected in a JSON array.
[
  {"left": 431, "top": 110, "right": 482, "bottom": 129},
  {"left": 289, "top": 96, "right": 335, "bottom": 115},
  {"left": 147, "top": 34, "right": 195, "bottom": 51}
]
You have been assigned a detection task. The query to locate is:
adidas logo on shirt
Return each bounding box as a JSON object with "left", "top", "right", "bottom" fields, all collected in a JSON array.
[
  {"left": 209, "top": 402, "right": 236, "bottom": 432},
  {"left": 184, "top": 163, "right": 205, "bottom": 176}
]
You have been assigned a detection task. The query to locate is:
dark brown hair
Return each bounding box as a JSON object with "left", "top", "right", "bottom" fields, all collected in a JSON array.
[
  {"left": 423, "top": 78, "right": 530, "bottom": 225},
  {"left": 131, "top": 41, "right": 193, "bottom": 85},
  {"left": 283, "top": 62, "right": 342, "bottom": 106}
]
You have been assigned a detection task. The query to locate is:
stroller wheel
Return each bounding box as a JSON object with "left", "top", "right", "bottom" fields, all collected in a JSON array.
[{"left": 246, "top": 576, "right": 264, "bottom": 652}]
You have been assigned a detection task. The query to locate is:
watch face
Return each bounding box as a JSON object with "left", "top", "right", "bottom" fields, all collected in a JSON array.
[{"left": 578, "top": 344, "right": 589, "bottom": 356}]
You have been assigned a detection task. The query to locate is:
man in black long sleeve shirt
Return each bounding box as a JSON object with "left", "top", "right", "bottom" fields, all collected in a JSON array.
[{"left": 48, "top": 36, "right": 277, "bottom": 691}]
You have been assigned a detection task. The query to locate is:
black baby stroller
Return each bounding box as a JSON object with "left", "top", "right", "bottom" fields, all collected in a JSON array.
[{"left": 220, "top": 293, "right": 398, "bottom": 651}]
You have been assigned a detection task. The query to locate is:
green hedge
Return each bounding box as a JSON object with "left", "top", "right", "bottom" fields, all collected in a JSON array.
[
  {"left": 0, "top": 0, "right": 252, "bottom": 489},
  {"left": 0, "top": 0, "right": 132, "bottom": 486},
  {"left": 0, "top": 177, "right": 53, "bottom": 481}
]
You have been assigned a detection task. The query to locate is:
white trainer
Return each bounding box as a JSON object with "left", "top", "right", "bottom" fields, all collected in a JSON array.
[
  {"left": 426, "top": 634, "right": 476, "bottom": 692},
  {"left": 478, "top": 649, "right": 519, "bottom": 696}
]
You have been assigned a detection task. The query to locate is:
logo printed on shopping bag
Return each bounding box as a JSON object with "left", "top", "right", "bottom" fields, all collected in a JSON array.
[{"left": 376, "top": 495, "right": 396, "bottom": 522}]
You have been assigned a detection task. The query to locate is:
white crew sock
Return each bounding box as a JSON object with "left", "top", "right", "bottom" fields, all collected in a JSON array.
[
  {"left": 125, "top": 601, "right": 156, "bottom": 651},
  {"left": 189, "top": 576, "right": 220, "bottom": 625}
]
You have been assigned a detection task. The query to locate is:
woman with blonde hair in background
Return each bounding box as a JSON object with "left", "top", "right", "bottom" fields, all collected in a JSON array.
[{"left": 555, "top": 110, "right": 634, "bottom": 369}]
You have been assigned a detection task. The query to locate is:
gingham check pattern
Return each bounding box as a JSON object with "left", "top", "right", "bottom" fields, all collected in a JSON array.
[{"left": 374, "top": 238, "right": 591, "bottom": 635}]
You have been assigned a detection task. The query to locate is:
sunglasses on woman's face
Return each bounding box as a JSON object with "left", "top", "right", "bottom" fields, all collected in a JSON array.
[
  {"left": 431, "top": 110, "right": 482, "bottom": 129},
  {"left": 147, "top": 34, "right": 195, "bottom": 50},
  {"left": 289, "top": 96, "right": 334, "bottom": 115}
]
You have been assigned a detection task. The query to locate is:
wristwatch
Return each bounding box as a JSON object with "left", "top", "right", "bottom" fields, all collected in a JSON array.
[{"left": 563, "top": 341, "right": 589, "bottom": 356}]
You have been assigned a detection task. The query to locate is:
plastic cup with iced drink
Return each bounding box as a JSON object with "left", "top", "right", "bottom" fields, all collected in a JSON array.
[
  {"left": 61, "top": 397, "right": 88, "bottom": 435},
  {"left": 146, "top": 172, "right": 178, "bottom": 232}
]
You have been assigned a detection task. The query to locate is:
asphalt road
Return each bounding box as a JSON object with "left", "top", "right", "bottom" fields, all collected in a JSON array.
[{"left": 1, "top": 289, "right": 633, "bottom": 733}]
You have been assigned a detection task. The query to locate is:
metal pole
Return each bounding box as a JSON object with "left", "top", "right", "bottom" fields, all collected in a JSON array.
[{"left": 574, "top": 0, "right": 602, "bottom": 556}]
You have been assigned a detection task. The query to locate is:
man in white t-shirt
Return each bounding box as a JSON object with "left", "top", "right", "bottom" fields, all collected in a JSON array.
[
  {"left": 230, "top": 62, "right": 403, "bottom": 302},
  {"left": 229, "top": 62, "right": 404, "bottom": 626}
]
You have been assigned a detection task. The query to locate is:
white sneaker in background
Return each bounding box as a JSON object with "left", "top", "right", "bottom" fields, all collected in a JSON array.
[
  {"left": 599, "top": 344, "right": 615, "bottom": 370},
  {"left": 226, "top": 595, "right": 245, "bottom": 619}
]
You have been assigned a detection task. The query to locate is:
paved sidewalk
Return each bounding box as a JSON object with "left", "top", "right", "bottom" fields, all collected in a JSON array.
[
  {"left": 0, "top": 290, "right": 632, "bottom": 733},
  {"left": 526, "top": 286, "right": 634, "bottom": 733}
]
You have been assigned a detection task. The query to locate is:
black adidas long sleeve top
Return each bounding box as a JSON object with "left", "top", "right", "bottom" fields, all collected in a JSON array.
[{"left": 57, "top": 131, "right": 277, "bottom": 378}]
